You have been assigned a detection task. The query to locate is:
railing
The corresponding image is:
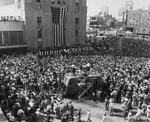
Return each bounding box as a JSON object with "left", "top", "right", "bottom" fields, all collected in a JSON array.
[{"left": 38, "top": 44, "right": 94, "bottom": 57}]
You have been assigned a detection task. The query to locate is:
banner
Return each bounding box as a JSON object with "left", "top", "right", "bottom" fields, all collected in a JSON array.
[{"left": 51, "top": 5, "right": 69, "bottom": 47}]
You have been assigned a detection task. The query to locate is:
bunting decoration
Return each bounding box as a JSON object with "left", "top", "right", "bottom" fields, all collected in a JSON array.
[
  {"left": 75, "top": 18, "right": 79, "bottom": 45},
  {"left": 37, "top": 3, "right": 41, "bottom": 11},
  {"left": 37, "top": 17, "right": 42, "bottom": 49},
  {"left": 51, "top": 5, "right": 69, "bottom": 47},
  {"left": 75, "top": 5, "right": 79, "bottom": 14}
]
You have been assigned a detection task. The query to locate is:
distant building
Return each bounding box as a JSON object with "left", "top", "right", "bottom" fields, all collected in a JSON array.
[
  {"left": 148, "top": 4, "right": 150, "bottom": 10},
  {"left": 118, "top": 6, "right": 126, "bottom": 17},
  {"left": 126, "top": 0, "right": 134, "bottom": 11},
  {"left": 101, "top": 6, "right": 109, "bottom": 14},
  {"left": 126, "top": 9, "right": 150, "bottom": 34},
  {"left": 87, "top": 15, "right": 106, "bottom": 28},
  {"left": 86, "top": 16, "right": 91, "bottom": 29}
]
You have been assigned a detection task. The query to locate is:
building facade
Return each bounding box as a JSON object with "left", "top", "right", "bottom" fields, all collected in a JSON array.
[
  {"left": 126, "top": 0, "right": 134, "bottom": 11},
  {"left": 0, "top": 0, "right": 87, "bottom": 49},
  {"left": 126, "top": 9, "right": 150, "bottom": 34}
]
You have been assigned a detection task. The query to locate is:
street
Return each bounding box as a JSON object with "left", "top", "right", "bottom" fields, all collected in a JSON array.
[
  {"left": 62, "top": 98, "right": 147, "bottom": 122},
  {"left": 0, "top": 98, "right": 147, "bottom": 122}
]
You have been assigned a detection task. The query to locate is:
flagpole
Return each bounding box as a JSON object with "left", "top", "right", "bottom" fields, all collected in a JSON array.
[{"left": 2, "top": 31, "right": 4, "bottom": 45}]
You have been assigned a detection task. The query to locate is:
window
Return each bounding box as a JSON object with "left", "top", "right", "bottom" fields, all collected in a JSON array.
[
  {"left": 38, "top": 32, "right": 42, "bottom": 38},
  {"left": 37, "top": 17, "right": 42, "bottom": 39},
  {"left": 52, "top": 0, "right": 55, "bottom": 4},
  {"left": 68, "top": 78, "right": 79, "bottom": 85},
  {"left": 37, "top": 17, "right": 42, "bottom": 24},
  {"left": 75, "top": 18, "right": 79, "bottom": 24},
  {"left": 37, "top": 0, "right": 40, "bottom": 2},
  {"left": 75, "top": 0, "right": 79, "bottom": 6},
  {"left": 76, "top": 2, "right": 79, "bottom": 6},
  {"left": 91, "top": 17, "right": 97, "bottom": 20},
  {"left": 57, "top": 1, "right": 60, "bottom": 4},
  {"left": 75, "top": 18, "right": 79, "bottom": 45},
  {"left": 62, "top": 0, "right": 65, "bottom": 4},
  {"left": 85, "top": 77, "right": 98, "bottom": 84}
]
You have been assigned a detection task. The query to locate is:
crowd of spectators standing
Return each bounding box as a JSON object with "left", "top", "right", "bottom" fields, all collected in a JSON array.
[{"left": 1, "top": 36, "right": 150, "bottom": 122}]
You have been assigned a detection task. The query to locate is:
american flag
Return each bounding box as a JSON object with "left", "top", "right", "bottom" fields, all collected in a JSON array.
[{"left": 51, "top": 5, "right": 69, "bottom": 47}]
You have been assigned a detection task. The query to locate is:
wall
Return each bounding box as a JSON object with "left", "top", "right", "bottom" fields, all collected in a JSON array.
[
  {"left": 127, "top": 9, "right": 150, "bottom": 34},
  {"left": 0, "top": 2, "right": 24, "bottom": 18},
  {"left": 0, "top": 21, "right": 24, "bottom": 31}
]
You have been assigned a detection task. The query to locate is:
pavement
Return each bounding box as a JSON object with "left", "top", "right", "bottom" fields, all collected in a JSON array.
[
  {"left": 0, "top": 97, "right": 148, "bottom": 122},
  {"left": 0, "top": 108, "right": 8, "bottom": 122},
  {"left": 62, "top": 98, "right": 147, "bottom": 122}
]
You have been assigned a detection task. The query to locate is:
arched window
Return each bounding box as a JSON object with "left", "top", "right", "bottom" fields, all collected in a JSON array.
[
  {"left": 75, "top": 0, "right": 79, "bottom": 6},
  {"left": 62, "top": 0, "right": 65, "bottom": 4},
  {"left": 57, "top": 1, "right": 60, "bottom": 4},
  {"left": 52, "top": 0, "right": 55, "bottom": 4}
]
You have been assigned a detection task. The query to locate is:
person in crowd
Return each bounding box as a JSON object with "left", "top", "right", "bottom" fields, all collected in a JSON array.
[
  {"left": 87, "top": 109, "right": 91, "bottom": 122},
  {"left": 146, "top": 104, "right": 150, "bottom": 122},
  {"left": 102, "top": 112, "right": 107, "bottom": 122},
  {"left": 68, "top": 101, "right": 74, "bottom": 121},
  {"left": 76, "top": 109, "right": 81, "bottom": 122},
  {"left": 108, "top": 96, "right": 114, "bottom": 116},
  {"left": 126, "top": 111, "right": 133, "bottom": 122},
  {"left": 135, "top": 106, "right": 143, "bottom": 120},
  {"left": 55, "top": 104, "right": 61, "bottom": 119},
  {"left": 105, "top": 96, "right": 109, "bottom": 111}
]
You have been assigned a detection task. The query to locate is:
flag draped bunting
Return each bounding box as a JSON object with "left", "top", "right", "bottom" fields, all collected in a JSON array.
[{"left": 51, "top": 5, "right": 69, "bottom": 47}]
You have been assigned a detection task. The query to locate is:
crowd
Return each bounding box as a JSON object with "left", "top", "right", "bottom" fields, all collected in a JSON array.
[
  {"left": 1, "top": 36, "right": 150, "bottom": 122},
  {"left": 0, "top": 53, "right": 80, "bottom": 122}
]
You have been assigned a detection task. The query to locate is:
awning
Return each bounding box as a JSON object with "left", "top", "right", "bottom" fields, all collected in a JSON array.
[{"left": 0, "top": 44, "right": 28, "bottom": 49}]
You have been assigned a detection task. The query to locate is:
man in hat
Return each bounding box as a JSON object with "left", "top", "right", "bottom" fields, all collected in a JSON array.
[
  {"left": 108, "top": 96, "right": 114, "bottom": 116},
  {"left": 146, "top": 104, "right": 150, "bottom": 122},
  {"left": 76, "top": 109, "right": 81, "bottom": 122},
  {"left": 102, "top": 112, "right": 107, "bottom": 122},
  {"left": 87, "top": 109, "right": 91, "bottom": 122},
  {"left": 68, "top": 101, "right": 74, "bottom": 121},
  {"left": 51, "top": 96, "right": 55, "bottom": 113},
  {"left": 126, "top": 111, "right": 133, "bottom": 122},
  {"left": 55, "top": 104, "right": 61, "bottom": 119}
]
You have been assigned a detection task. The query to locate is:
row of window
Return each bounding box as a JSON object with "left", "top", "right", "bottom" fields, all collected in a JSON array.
[
  {"left": 0, "top": 0, "right": 15, "bottom": 6},
  {"left": 37, "top": 0, "right": 79, "bottom": 5},
  {"left": 0, "top": 0, "right": 79, "bottom": 6},
  {"left": 0, "top": 31, "right": 24, "bottom": 45}
]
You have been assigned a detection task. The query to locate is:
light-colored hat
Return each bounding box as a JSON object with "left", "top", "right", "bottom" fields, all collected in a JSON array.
[
  {"left": 17, "top": 109, "right": 24, "bottom": 115},
  {"left": 9, "top": 116, "right": 15, "bottom": 121}
]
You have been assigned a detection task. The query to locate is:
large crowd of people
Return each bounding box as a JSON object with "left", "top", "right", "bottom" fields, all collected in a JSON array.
[{"left": 1, "top": 36, "right": 150, "bottom": 122}]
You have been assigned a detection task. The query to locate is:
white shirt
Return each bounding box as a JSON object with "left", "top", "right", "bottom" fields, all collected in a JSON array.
[
  {"left": 102, "top": 114, "right": 106, "bottom": 122},
  {"left": 87, "top": 111, "right": 91, "bottom": 119},
  {"left": 136, "top": 109, "right": 143, "bottom": 116},
  {"left": 109, "top": 102, "right": 113, "bottom": 108},
  {"left": 147, "top": 105, "right": 150, "bottom": 115}
]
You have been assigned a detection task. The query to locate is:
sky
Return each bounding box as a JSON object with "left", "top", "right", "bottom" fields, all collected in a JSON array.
[{"left": 87, "top": 0, "right": 150, "bottom": 18}]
